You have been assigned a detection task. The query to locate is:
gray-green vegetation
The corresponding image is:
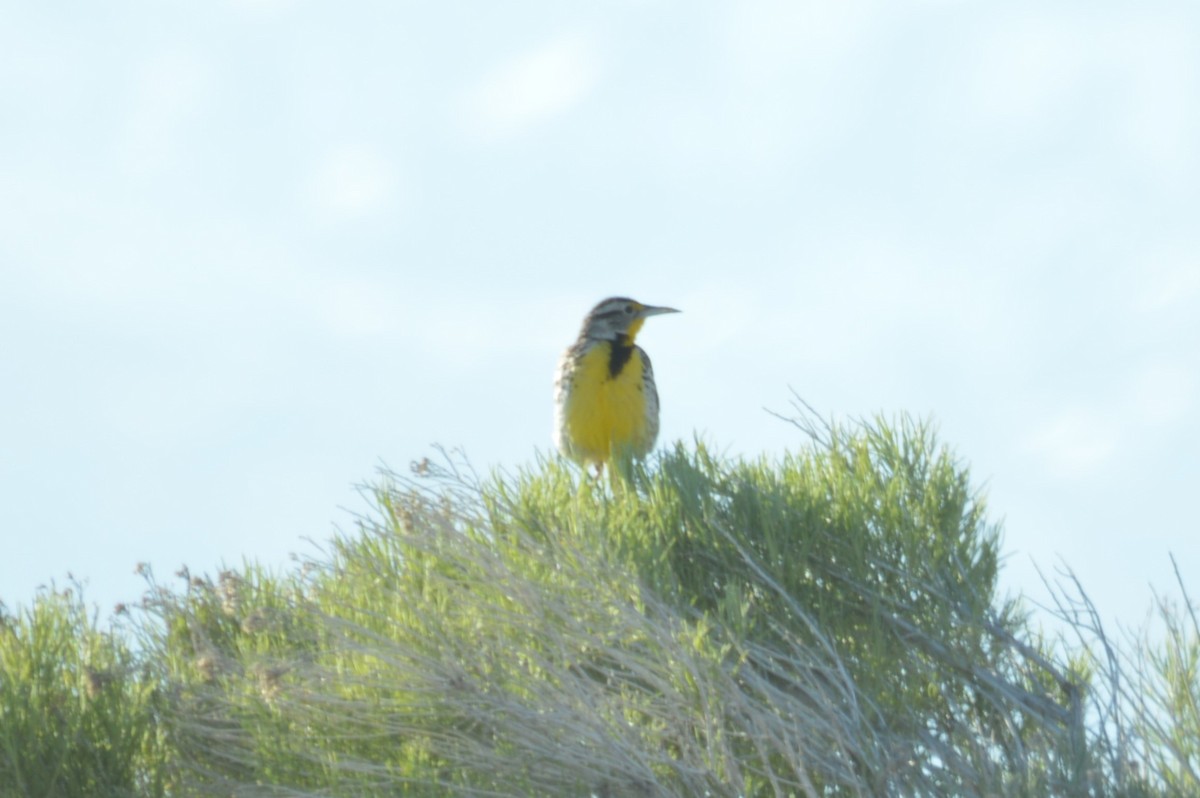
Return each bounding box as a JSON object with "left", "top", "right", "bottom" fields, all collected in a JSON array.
[{"left": 2, "top": 415, "right": 1196, "bottom": 796}]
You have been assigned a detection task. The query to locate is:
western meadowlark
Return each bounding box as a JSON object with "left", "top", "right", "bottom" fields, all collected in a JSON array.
[{"left": 554, "top": 297, "right": 680, "bottom": 472}]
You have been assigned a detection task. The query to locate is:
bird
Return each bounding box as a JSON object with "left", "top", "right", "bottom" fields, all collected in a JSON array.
[{"left": 554, "top": 297, "right": 680, "bottom": 474}]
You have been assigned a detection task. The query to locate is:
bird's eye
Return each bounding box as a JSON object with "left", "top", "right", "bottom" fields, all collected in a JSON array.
[{"left": 624, "top": 305, "right": 635, "bottom": 315}]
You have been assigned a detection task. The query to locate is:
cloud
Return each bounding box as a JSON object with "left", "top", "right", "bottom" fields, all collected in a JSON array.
[
  {"left": 226, "top": 0, "right": 294, "bottom": 15},
  {"left": 970, "top": 12, "right": 1092, "bottom": 128},
  {"left": 724, "top": 0, "right": 880, "bottom": 78},
  {"left": 305, "top": 276, "right": 403, "bottom": 338},
  {"left": 461, "top": 32, "right": 601, "bottom": 140},
  {"left": 1022, "top": 408, "right": 1120, "bottom": 479},
  {"left": 1135, "top": 242, "right": 1200, "bottom": 313},
  {"left": 970, "top": 6, "right": 1200, "bottom": 176},
  {"left": 305, "top": 145, "right": 398, "bottom": 220},
  {"left": 1128, "top": 361, "right": 1197, "bottom": 428},
  {"left": 1112, "top": 14, "right": 1200, "bottom": 181},
  {"left": 119, "top": 50, "right": 214, "bottom": 178},
  {"left": 1022, "top": 360, "right": 1197, "bottom": 480}
]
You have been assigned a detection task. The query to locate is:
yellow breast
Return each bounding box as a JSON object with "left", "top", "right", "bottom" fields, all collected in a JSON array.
[{"left": 558, "top": 342, "right": 652, "bottom": 467}]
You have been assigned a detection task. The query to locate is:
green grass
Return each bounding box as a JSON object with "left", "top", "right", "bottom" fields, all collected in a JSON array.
[{"left": 2, "top": 414, "right": 1197, "bottom": 796}]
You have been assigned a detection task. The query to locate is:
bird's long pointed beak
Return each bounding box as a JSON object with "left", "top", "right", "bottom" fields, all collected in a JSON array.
[{"left": 639, "top": 305, "right": 681, "bottom": 318}]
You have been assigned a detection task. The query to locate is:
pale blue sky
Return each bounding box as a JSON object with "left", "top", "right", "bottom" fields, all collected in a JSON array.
[{"left": 3, "top": 1, "right": 1198, "bottom": 629}]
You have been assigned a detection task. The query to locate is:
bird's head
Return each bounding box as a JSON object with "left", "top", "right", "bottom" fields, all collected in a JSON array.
[{"left": 579, "top": 297, "right": 680, "bottom": 344}]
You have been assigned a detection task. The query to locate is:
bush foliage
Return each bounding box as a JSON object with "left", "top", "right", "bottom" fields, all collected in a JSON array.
[
  {"left": 1, "top": 415, "right": 1196, "bottom": 796},
  {"left": 0, "top": 583, "right": 164, "bottom": 798}
]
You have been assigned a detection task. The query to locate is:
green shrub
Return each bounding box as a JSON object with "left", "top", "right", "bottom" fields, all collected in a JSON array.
[
  {"left": 141, "top": 417, "right": 1104, "bottom": 796},
  {"left": 0, "top": 583, "right": 164, "bottom": 798},
  {"left": 5, "top": 415, "right": 1193, "bottom": 796}
]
